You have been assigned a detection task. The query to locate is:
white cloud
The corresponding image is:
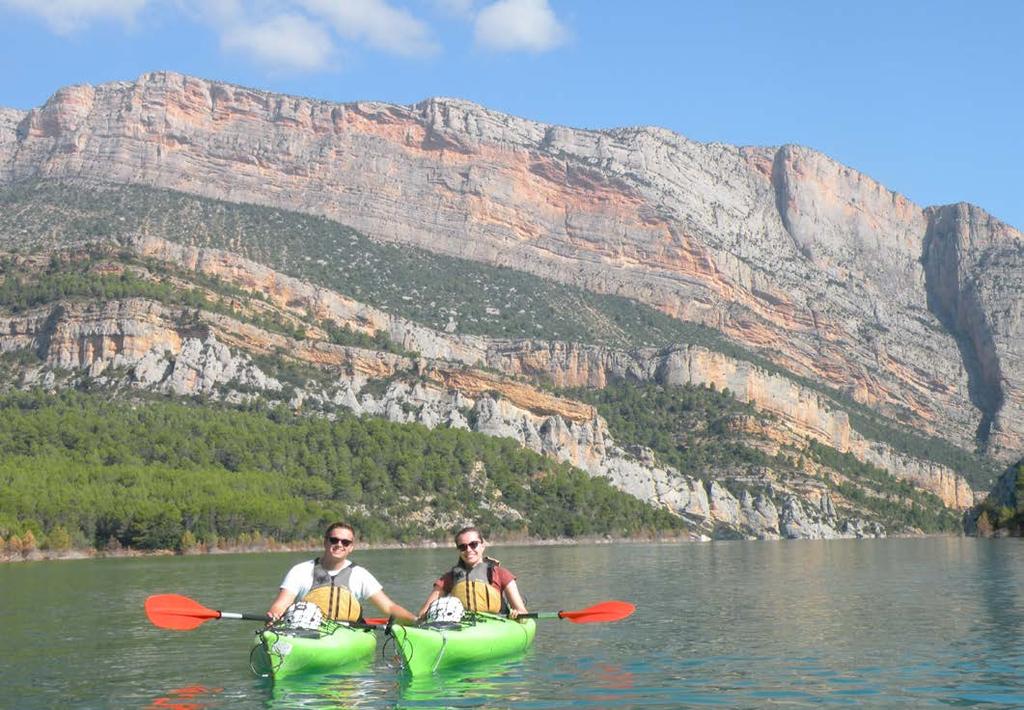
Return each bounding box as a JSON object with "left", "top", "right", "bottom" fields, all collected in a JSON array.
[
  {"left": 434, "top": 0, "right": 476, "bottom": 18},
  {"left": 474, "top": 0, "right": 566, "bottom": 53},
  {"left": 221, "top": 13, "right": 334, "bottom": 71},
  {"left": 3, "top": 0, "right": 443, "bottom": 72},
  {"left": 0, "top": 0, "right": 148, "bottom": 35},
  {"left": 300, "top": 0, "right": 439, "bottom": 57}
]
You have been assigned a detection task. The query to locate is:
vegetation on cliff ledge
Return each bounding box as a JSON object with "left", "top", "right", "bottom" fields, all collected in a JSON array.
[
  {"left": 0, "top": 181, "right": 998, "bottom": 492},
  {"left": 972, "top": 460, "right": 1024, "bottom": 536},
  {"left": 0, "top": 180, "right": 749, "bottom": 351},
  {"left": 568, "top": 381, "right": 961, "bottom": 534}
]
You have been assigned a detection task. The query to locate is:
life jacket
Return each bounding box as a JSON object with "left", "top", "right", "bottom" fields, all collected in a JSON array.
[
  {"left": 448, "top": 557, "right": 504, "bottom": 614},
  {"left": 302, "top": 558, "right": 363, "bottom": 622}
]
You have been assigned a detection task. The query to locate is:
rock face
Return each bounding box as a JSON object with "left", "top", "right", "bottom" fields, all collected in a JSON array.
[
  {"left": 1, "top": 72, "right": 1021, "bottom": 471},
  {"left": 124, "top": 235, "right": 975, "bottom": 509},
  {"left": 922, "top": 204, "right": 1024, "bottom": 461},
  {"left": 3, "top": 71, "right": 1021, "bottom": 525},
  {"left": 0, "top": 266, "right": 886, "bottom": 540}
]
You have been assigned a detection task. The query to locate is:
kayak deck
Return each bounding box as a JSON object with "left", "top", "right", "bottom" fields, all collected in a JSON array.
[
  {"left": 251, "top": 620, "right": 377, "bottom": 679},
  {"left": 388, "top": 613, "right": 536, "bottom": 676}
]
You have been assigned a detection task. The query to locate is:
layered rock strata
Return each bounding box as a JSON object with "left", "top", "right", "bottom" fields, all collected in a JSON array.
[
  {"left": 3, "top": 73, "right": 1021, "bottom": 467},
  {"left": 127, "top": 235, "right": 975, "bottom": 509},
  {"left": 0, "top": 295, "right": 885, "bottom": 538}
]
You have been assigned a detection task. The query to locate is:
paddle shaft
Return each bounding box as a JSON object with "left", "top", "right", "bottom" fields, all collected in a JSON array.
[{"left": 219, "top": 611, "right": 271, "bottom": 622}]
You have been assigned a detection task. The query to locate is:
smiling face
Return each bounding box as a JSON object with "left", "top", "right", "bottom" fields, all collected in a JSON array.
[
  {"left": 455, "top": 529, "right": 485, "bottom": 567},
  {"left": 323, "top": 524, "right": 355, "bottom": 565}
]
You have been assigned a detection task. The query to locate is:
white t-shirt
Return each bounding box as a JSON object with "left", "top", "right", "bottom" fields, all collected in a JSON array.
[{"left": 280, "top": 559, "right": 383, "bottom": 603}]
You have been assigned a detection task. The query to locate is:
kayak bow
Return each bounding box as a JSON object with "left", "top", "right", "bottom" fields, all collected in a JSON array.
[{"left": 388, "top": 613, "right": 536, "bottom": 676}]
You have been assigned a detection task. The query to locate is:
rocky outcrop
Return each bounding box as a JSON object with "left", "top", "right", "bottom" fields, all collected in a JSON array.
[
  {"left": 0, "top": 299, "right": 282, "bottom": 395},
  {"left": 116, "top": 235, "right": 976, "bottom": 508},
  {"left": 0, "top": 107, "right": 26, "bottom": 163},
  {"left": 0, "top": 293, "right": 888, "bottom": 539},
  {"left": 855, "top": 444, "right": 975, "bottom": 510},
  {"left": 779, "top": 496, "right": 843, "bottom": 540},
  {"left": 922, "top": 204, "right": 1024, "bottom": 460},
  {"left": 2, "top": 72, "right": 1021, "bottom": 469},
  {"left": 316, "top": 380, "right": 882, "bottom": 540}
]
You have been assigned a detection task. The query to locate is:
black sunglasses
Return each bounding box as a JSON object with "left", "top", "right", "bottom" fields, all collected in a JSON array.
[
  {"left": 456, "top": 540, "right": 481, "bottom": 552},
  {"left": 327, "top": 536, "right": 353, "bottom": 547}
]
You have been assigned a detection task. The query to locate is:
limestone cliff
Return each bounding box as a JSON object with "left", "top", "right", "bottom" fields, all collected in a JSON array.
[
  {"left": 922, "top": 204, "right": 1024, "bottom": 461},
  {"left": 1, "top": 72, "right": 1019, "bottom": 471},
  {"left": 1, "top": 293, "right": 885, "bottom": 539},
  {"left": 123, "top": 234, "right": 975, "bottom": 509}
]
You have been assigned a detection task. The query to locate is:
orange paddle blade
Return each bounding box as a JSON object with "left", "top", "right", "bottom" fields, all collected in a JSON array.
[
  {"left": 559, "top": 600, "right": 635, "bottom": 623},
  {"left": 146, "top": 594, "right": 220, "bottom": 631}
]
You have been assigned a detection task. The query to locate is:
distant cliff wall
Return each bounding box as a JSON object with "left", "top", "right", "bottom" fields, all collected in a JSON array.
[
  {"left": 0, "top": 294, "right": 887, "bottom": 539},
  {"left": 1, "top": 72, "right": 1021, "bottom": 469},
  {"left": 123, "top": 236, "right": 975, "bottom": 509}
]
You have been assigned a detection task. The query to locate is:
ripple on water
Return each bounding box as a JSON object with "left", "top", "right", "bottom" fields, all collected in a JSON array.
[{"left": 5, "top": 539, "right": 1024, "bottom": 707}]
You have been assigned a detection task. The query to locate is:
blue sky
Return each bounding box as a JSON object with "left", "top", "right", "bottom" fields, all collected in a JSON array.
[{"left": 1, "top": 0, "right": 1021, "bottom": 230}]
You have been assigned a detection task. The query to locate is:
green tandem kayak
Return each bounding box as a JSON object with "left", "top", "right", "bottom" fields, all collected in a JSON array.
[
  {"left": 251, "top": 620, "right": 377, "bottom": 679},
  {"left": 387, "top": 613, "right": 537, "bottom": 676}
]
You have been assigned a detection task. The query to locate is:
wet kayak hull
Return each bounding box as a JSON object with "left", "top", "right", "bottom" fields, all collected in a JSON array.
[
  {"left": 389, "top": 613, "right": 536, "bottom": 676},
  {"left": 251, "top": 623, "right": 377, "bottom": 679}
]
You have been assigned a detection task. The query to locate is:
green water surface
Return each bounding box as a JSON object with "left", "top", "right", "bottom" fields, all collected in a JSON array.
[{"left": 2, "top": 538, "right": 1023, "bottom": 707}]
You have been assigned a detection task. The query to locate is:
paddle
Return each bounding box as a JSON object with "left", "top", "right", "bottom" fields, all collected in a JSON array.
[
  {"left": 145, "top": 593, "right": 271, "bottom": 631},
  {"left": 518, "top": 600, "right": 635, "bottom": 624},
  {"left": 368, "top": 600, "right": 635, "bottom": 626},
  {"left": 146, "top": 594, "right": 390, "bottom": 631}
]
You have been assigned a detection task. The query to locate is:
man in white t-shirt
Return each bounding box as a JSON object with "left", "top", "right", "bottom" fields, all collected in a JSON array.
[{"left": 266, "top": 521, "right": 416, "bottom": 624}]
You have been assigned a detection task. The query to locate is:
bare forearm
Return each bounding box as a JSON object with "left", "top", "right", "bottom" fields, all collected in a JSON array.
[
  {"left": 370, "top": 591, "right": 417, "bottom": 625},
  {"left": 505, "top": 581, "right": 528, "bottom": 616},
  {"left": 386, "top": 603, "right": 418, "bottom": 624},
  {"left": 267, "top": 589, "right": 295, "bottom": 620}
]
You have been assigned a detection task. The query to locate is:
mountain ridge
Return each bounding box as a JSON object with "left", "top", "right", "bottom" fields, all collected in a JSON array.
[
  {"left": 3, "top": 71, "right": 1020, "bottom": 464},
  {"left": 0, "top": 71, "right": 1020, "bottom": 545},
  {"left": 2, "top": 71, "right": 1015, "bottom": 222},
  {"left": 0, "top": 188, "right": 981, "bottom": 507}
]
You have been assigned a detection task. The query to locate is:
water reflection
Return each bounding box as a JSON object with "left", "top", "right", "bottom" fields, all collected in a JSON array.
[
  {"left": 395, "top": 654, "right": 530, "bottom": 709},
  {"left": 256, "top": 655, "right": 531, "bottom": 709},
  {"left": 574, "top": 660, "right": 635, "bottom": 706},
  {"left": 267, "top": 670, "right": 383, "bottom": 708},
  {"left": 937, "top": 538, "right": 1024, "bottom": 706},
  {"left": 9, "top": 541, "right": 1024, "bottom": 707},
  {"left": 147, "top": 684, "right": 224, "bottom": 710}
]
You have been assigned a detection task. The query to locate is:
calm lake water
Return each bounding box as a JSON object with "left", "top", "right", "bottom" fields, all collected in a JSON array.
[{"left": 3, "top": 538, "right": 1024, "bottom": 708}]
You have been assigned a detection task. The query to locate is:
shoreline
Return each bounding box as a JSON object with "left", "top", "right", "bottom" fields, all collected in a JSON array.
[
  {"left": 0, "top": 531, "right": 700, "bottom": 564},
  {"left": 1, "top": 531, "right": 969, "bottom": 564}
]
